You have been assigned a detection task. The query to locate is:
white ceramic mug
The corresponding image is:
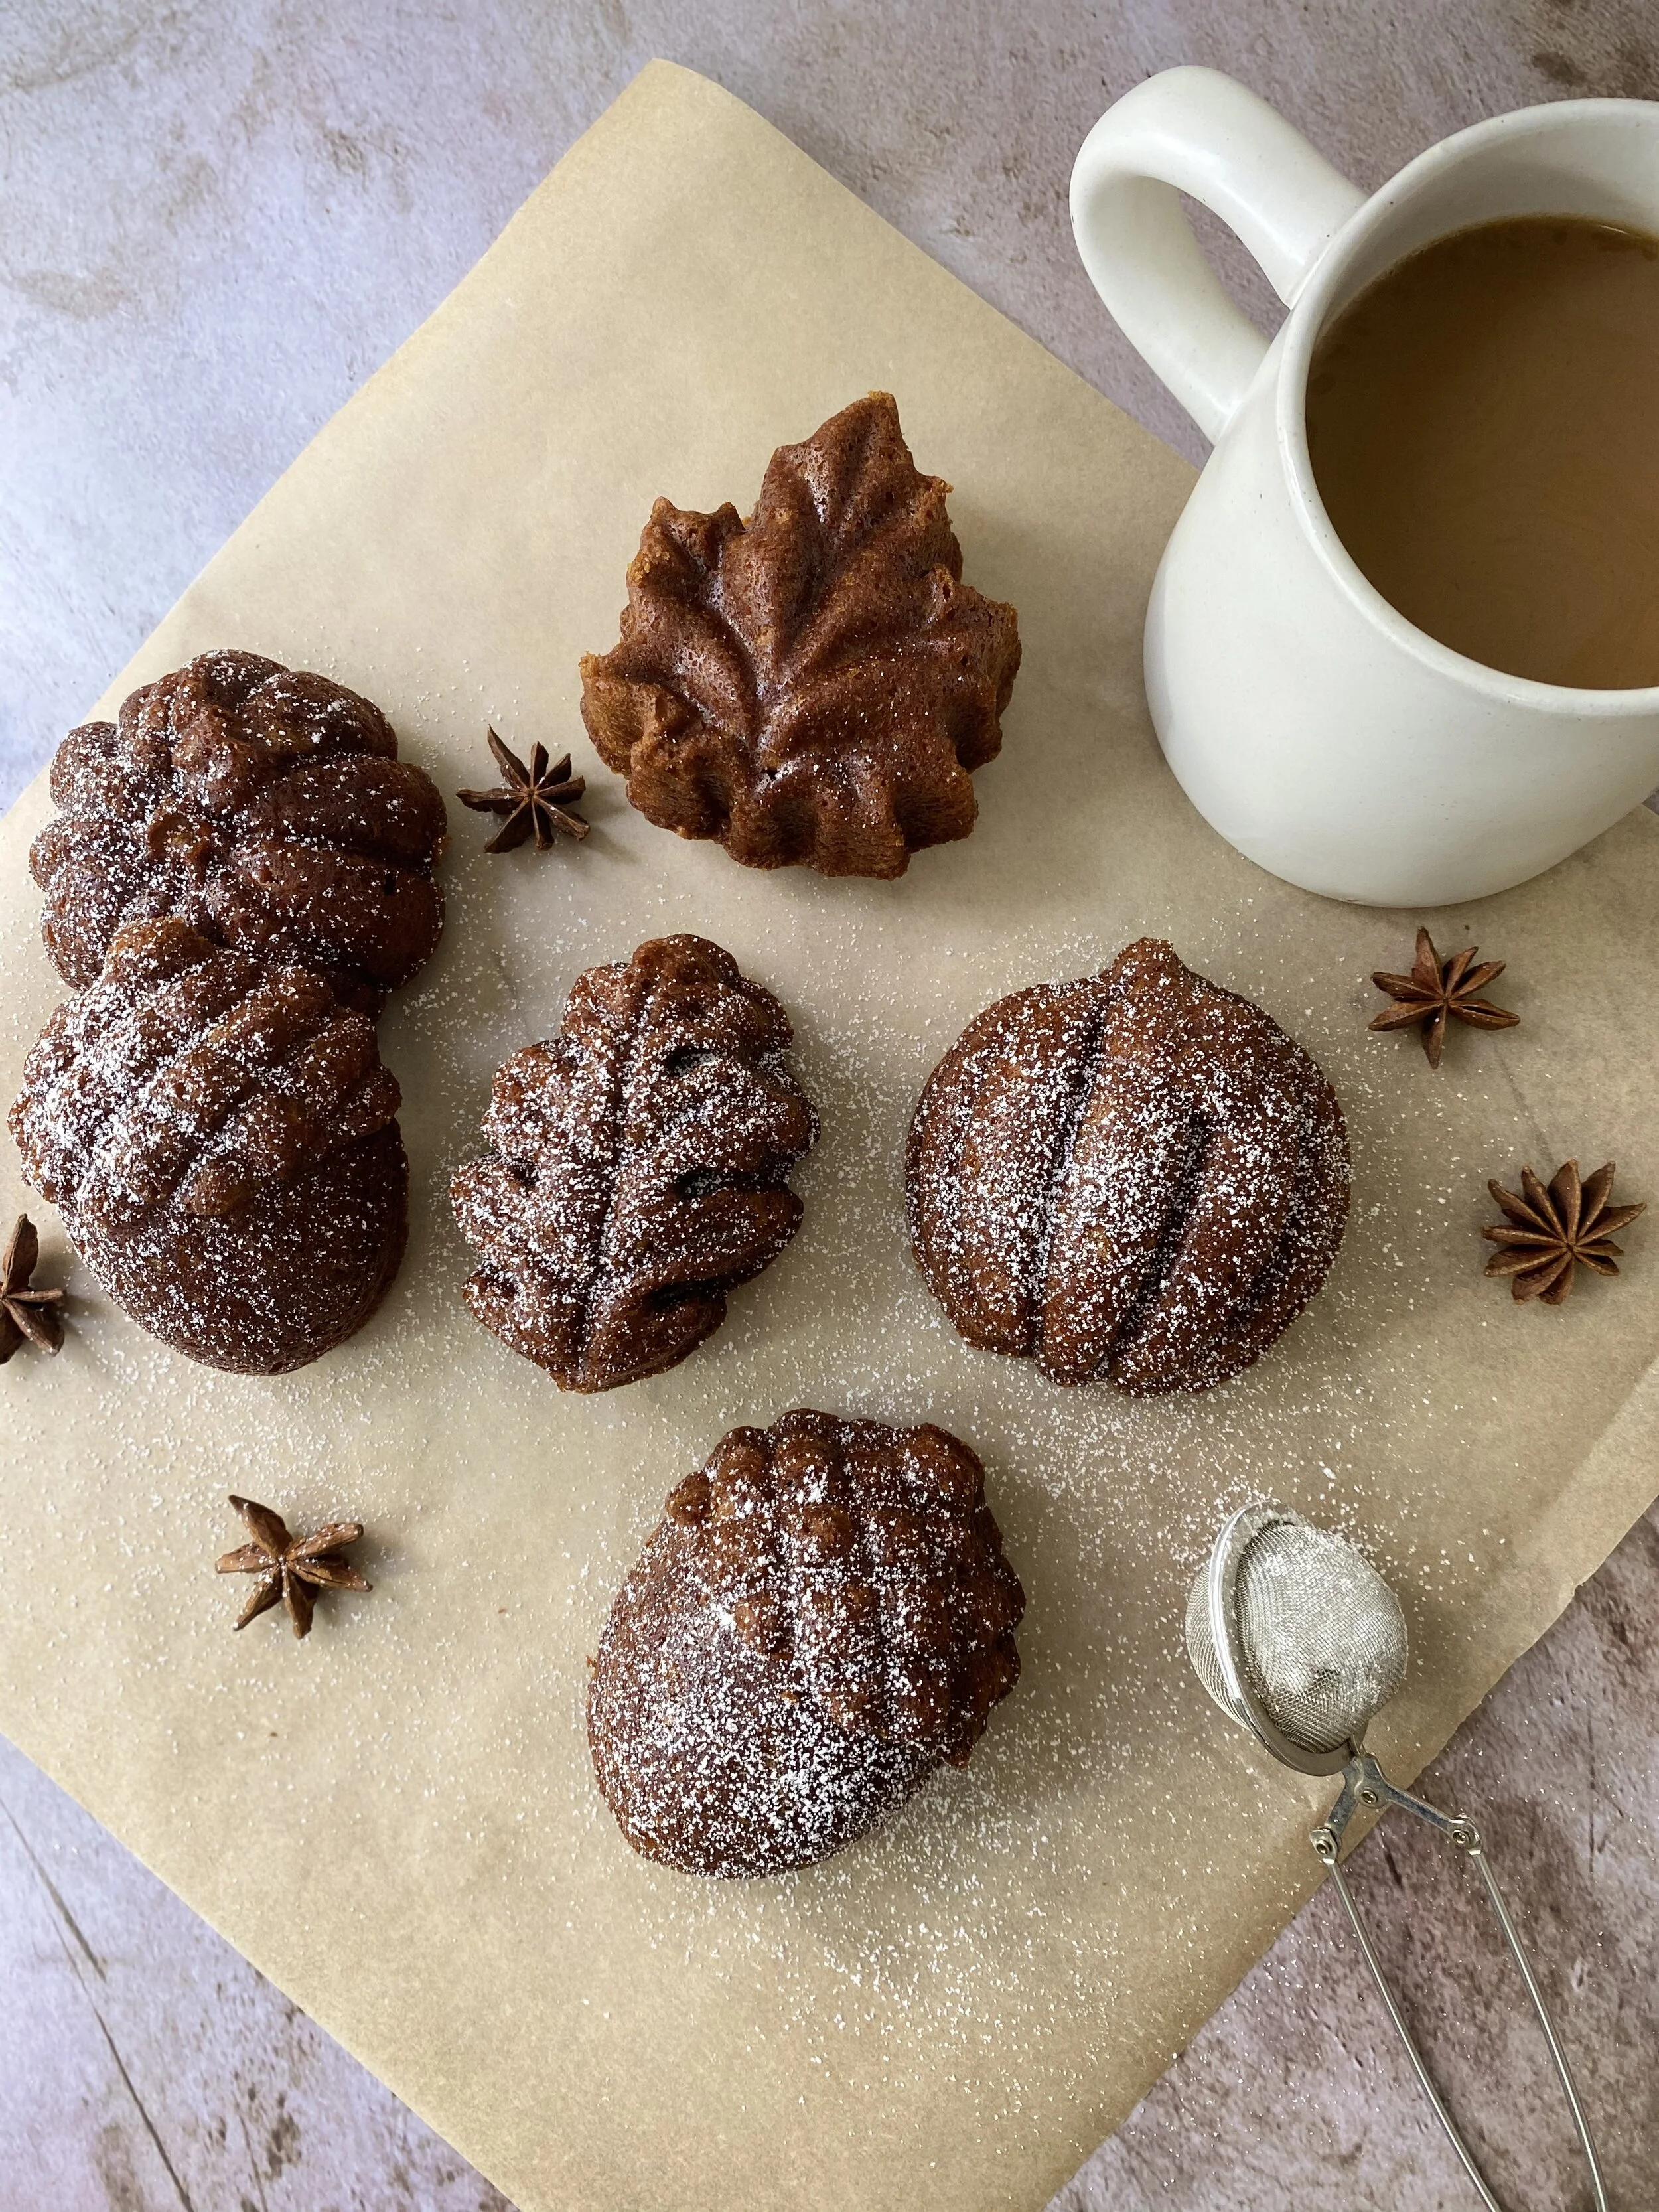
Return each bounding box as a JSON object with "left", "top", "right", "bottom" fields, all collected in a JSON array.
[{"left": 1071, "top": 67, "right": 1659, "bottom": 907}]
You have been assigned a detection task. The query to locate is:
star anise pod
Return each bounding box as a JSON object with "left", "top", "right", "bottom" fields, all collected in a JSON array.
[
  {"left": 1482, "top": 1160, "right": 1645, "bottom": 1305},
  {"left": 458, "top": 728, "right": 589, "bottom": 853},
  {"left": 1370, "top": 927, "right": 1519, "bottom": 1067},
  {"left": 0, "top": 1215, "right": 65, "bottom": 1363},
  {"left": 216, "top": 1495, "right": 372, "bottom": 1638}
]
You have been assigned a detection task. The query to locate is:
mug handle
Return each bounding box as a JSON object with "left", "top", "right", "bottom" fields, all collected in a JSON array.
[{"left": 1070, "top": 67, "right": 1366, "bottom": 441}]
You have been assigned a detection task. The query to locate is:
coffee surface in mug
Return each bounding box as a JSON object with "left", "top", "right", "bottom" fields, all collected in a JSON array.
[{"left": 1307, "top": 215, "right": 1659, "bottom": 690}]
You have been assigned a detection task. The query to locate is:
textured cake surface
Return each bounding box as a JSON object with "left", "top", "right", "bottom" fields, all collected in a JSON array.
[
  {"left": 587, "top": 1408, "right": 1024, "bottom": 1877},
  {"left": 451, "top": 934, "right": 818, "bottom": 1391},
  {"left": 9, "top": 915, "right": 408, "bottom": 1372},
  {"left": 579, "top": 393, "right": 1021, "bottom": 878},
  {"left": 906, "top": 938, "right": 1350, "bottom": 1393},
  {"left": 31, "top": 649, "right": 447, "bottom": 1010}
]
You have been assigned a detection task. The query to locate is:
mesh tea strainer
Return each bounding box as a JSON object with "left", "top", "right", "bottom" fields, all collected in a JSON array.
[{"left": 1187, "top": 1501, "right": 1609, "bottom": 2211}]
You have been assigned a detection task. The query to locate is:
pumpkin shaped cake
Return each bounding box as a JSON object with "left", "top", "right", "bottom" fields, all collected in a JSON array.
[{"left": 906, "top": 938, "right": 1350, "bottom": 1394}]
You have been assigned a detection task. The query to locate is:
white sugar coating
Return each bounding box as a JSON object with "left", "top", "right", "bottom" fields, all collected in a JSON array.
[
  {"left": 3, "top": 701, "right": 1647, "bottom": 2154},
  {"left": 8, "top": 915, "right": 405, "bottom": 1369},
  {"left": 589, "top": 1412, "right": 1022, "bottom": 1876},
  {"left": 596, "top": 1522, "right": 934, "bottom": 1872},
  {"left": 449, "top": 934, "right": 817, "bottom": 1390},
  {"left": 907, "top": 940, "right": 1350, "bottom": 1393},
  {"left": 30, "top": 648, "right": 446, "bottom": 1002}
]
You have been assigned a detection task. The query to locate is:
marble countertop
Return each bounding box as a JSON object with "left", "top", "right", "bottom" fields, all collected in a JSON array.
[{"left": 3, "top": 3, "right": 1656, "bottom": 2207}]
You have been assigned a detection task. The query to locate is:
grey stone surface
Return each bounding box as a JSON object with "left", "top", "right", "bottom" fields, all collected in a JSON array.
[
  {"left": 10, "top": 0, "right": 1659, "bottom": 807},
  {"left": 1058, "top": 1503, "right": 1659, "bottom": 2212},
  {"left": 0, "top": 1730, "right": 512, "bottom": 2211},
  {"left": 3, "top": 2, "right": 1658, "bottom": 2207}
]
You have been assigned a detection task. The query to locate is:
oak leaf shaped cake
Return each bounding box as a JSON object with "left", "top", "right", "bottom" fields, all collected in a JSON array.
[
  {"left": 450, "top": 936, "right": 818, "bottom": 1391},
  {"left": 9, "top": 917, "right": 408, "bottom": 1373},
  {"left": 906, "top": 938, "right": 1350, "bottom": 1394},
  {"left": 587, "top": 1410, "right": 1025, "bottom": 1877},
  {"left": 31, "top": 650, "right": 447, "bottom": 1011},
  {"left": 579, "top": 393, "right": 1021, "bottom": 878}
]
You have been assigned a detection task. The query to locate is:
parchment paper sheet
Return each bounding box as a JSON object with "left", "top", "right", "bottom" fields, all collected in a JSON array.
[{"left": 3, "top": 62, "right": 1658, "bottom": 2212}]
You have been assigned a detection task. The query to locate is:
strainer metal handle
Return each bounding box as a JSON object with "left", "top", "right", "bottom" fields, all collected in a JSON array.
[{"left": 1311, "top": 1755, "right": 1611, "bottom": 2212}]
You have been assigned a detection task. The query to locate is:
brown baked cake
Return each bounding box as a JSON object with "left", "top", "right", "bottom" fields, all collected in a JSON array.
[
  {"left": 587, "top": 1410, "right": 1024, "bottom": 1878},
  {"left": 906, "top": 938, "right": 1350, "bottom": 1394},
  {"left": 451, "top": 936, "right": 817, "bottom": 1391},
  {"left": 579, "top": 393, "right": 1021, "bottom": 879},
  {"left": 9, "top": 917, "right": 407, "bottom": 1373},
  {"left": 31, "top": 650, "right": 447, "bottom": 1011}
]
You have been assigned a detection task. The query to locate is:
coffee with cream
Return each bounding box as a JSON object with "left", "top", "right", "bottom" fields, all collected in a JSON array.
[{"left": 1307, "top": 215, "right": 1659, "bottom": 690}]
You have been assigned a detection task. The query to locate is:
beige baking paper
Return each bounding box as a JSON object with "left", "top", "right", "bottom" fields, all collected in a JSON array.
[{"left": 3, "top": 60, "right": 1658, "bottom": 2212}]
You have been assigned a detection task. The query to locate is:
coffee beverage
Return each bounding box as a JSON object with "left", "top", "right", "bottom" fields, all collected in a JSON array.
[{"left": 1307, "top": 216, "right": 1659, "bottom": 690}]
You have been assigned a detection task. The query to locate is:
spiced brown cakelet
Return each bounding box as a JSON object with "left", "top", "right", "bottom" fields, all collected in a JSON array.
[
  {"left": 587, "top": 1410, "right": 1024, "bottom": 1878},
  {"left": 9, "top": 917, "right": 408, "bottom": 1374},
  {"left": 31, "top": 649, "right": 447, "bottom": 1012},
  {"left": 451, "top": 936, "right": 817, "bottom": 1392},
  {"left": 907, "top": 939, "right": 1350, "bottom": 1394},
  {"left": 579, "top": 392, "right": 1021, "bottom": 879}
]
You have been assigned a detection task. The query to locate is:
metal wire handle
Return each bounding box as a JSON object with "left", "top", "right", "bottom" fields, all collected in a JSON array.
[
  {"left": 1311, "top": 1751, "right": 1611, "bottom": 2212},
  {"left": 1191, "top": 1503, "right": 1611, "bottom": 2208}
]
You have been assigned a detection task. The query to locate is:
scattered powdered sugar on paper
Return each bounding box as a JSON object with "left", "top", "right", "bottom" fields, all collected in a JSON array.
[{"left": 4, "top": 690, "right": 1645, "bottom": 2140}]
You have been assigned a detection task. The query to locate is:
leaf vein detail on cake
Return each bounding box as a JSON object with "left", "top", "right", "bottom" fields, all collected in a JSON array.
[
  {"left": 579, "top": 393, "right": 1021, "bottom": 878},
  {"left": 450, "top": 935, "right": 817, "bottom": 1391}
]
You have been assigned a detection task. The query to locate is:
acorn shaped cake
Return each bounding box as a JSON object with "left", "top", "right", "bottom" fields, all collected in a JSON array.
[
  {"left": 9, "top": 917, "right": 408, "bottom": 1373},
  {"left": 30, "top": 649, "right": 447, "bottom": 1011},
  {"left": 451, "top": 936, "right": 818, "bottom": 1392},
  {"left": 587, "top": 1410, "right": 1024, "bottom": 1877},
  {"left": 906, "top": 938, "right": 1350, "bottom": 1394}
]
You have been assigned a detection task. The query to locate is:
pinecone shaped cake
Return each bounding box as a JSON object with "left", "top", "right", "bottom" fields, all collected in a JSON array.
[
  {"left": 451, "top": 936, "right": 818, "bottom": 1391},
  {"left": 907, "top": 939, "right": 1350, "bottom": 1394},
  {"left": 9, "top": 917, "right": 407, "bottom": 1373},
  {"left": 579, "top": 393, "right": 1021, "bottom": 879},
  {"left": 31, "top": 650, "right": 447, "bottom": 1010},
  {"left": 587, "top": 1410, "right": 1025, "bottom": 1877}
]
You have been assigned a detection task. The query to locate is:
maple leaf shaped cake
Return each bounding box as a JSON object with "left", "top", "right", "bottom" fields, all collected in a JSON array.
[
  {"left": 9, "top": 917, "right": 407, "bottom": 1373},
  {"left": 906, "top": 939, "right": 1351, "bottom": 1394},
  {"left": 579, "top": 393, "right": 1021, "bottom": 878},
  {"left": 31, "top": 650, "right": 447, "bottom": 1011},
  {"left": 451, "top": 936, "right": 818, "bottom": 1391},
  {"left": 587, "top": 1410, "right": 1024, "bottom": 1877}
]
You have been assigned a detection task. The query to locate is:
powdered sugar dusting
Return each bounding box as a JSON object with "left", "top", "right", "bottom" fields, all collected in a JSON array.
[
  {"left": 31, "top": 648, "right": 446, "bottom": 1007},
  {"left": 3, "top": 656, "right": 1650, "bottom": 2189},
  {"left": 7, "top": 914, "right": 406, "bottom": 1370},
  {"left": 908, "top": 938, "right": 1350, "bottom": 1393},
  {"left": 450, "top": 934, "right": 818, "bottom": 1390},
  {"left": 589, "top": 1409, "right": 1023, "bottom": 1876}
]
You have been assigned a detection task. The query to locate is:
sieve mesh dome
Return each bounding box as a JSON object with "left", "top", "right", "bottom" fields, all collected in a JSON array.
[{"left": 1185, "top": 1513, "right": 1408, "bottom": 1756}]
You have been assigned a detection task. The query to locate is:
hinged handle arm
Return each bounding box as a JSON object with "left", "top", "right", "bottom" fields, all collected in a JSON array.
[{"left": 1312, "top": 1752, "right": 1609, "bottom": 2212}]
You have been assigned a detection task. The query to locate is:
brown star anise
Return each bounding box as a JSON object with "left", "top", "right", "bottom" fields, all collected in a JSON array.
[
  {"left": 0, "top": 1215, "right": 65, "bottom": 1363},
  {"left": 1370, "top": 928, "right": 1519, "bottom": 1067},
  {"left": 1482, "top": 1160, "right": 1645, "bottom": 1306},
  {"left": 216, "top": 1495, "right": 372, "bottom": 1638},
  {"left": 458, "top": 728, "right": 589, "bottom": 853}
]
